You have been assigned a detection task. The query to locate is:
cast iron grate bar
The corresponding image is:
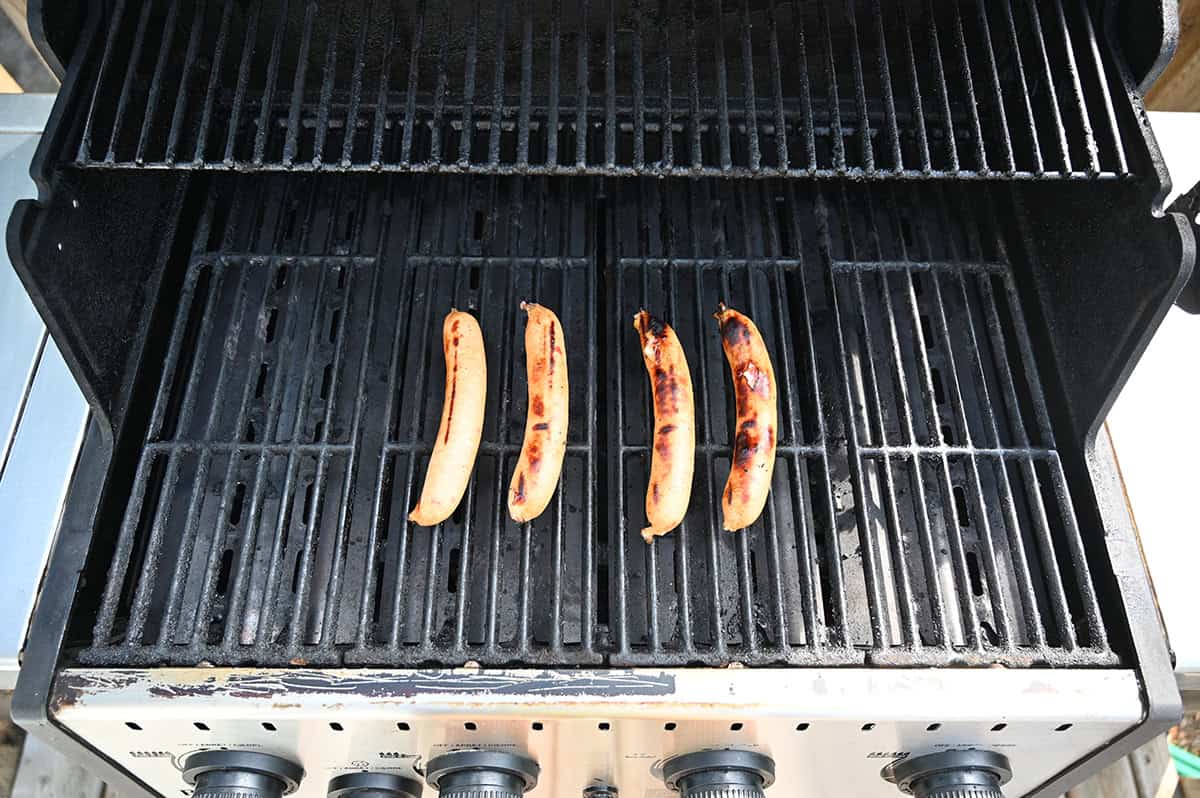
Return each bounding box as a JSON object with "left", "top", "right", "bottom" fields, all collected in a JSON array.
[
  {"left": 69, "top": 0, "right": 1134, "bottom": 180},
  {"left": 79, "top": 174, "right": 1116, "bottom": 668}
]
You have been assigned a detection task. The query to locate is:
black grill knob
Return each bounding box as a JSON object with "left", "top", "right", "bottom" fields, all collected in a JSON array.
[
  {"left": 661, "top": 750, "right": 776, "bottom": 798},
  {"left": 583, "top": 782, "right": 619, "bottom": 798},
  {"left": 328, "top": 772, "right": 423, "bottom": 798},
  {"left": 183, "top": 750, "right": 304, "bottom": 798},
  {"left": 424, "top": 750, "right": 539, "bottom": 798},
  {"left": 882, "top": 750, "right": 1012, "bottom": 798}
]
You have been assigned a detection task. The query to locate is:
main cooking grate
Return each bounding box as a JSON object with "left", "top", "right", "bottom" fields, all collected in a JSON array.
[
  {"left": 71, "top": 0, "right": 1132, "bottom": 180},
  {"left": 75, "top": 174, "right": 1115, "bottom": 669}
]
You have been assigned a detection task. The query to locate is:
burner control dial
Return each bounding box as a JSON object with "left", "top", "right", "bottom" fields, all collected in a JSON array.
[
  {"left": 424, "top": 750, "right": 539, "bottom": 798},
  {"left": 328, "top": 772, "right": 423, "bottom": 798},
  {"left": 660, "top": 749, "right": 776, "bottom": 798},
  {"left": 882, "top": 750, "right": 1012, "bottom": 798},
  {"left": 183, "top": 751, "right": 303, "bottom": 798}
]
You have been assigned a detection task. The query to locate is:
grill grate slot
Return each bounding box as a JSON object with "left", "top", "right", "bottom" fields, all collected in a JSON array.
[
  {"left": 78, "top": 174, "right": 1115, "bottom": 668},
  {"left": 70, "top": 0, "right": 1133, "bottom": 180}
]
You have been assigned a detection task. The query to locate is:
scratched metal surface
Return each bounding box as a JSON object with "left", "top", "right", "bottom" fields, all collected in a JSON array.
[{"left": 50, "top": 666, "right": 1144, "bottom": 798}]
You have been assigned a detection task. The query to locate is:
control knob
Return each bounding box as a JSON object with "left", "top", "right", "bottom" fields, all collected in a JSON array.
[
  {"left": 183, "top": 750, "right": 303, "bottom": 798},
  {"left": 882, "top": 750, "right": 1013, "bottom": 798},
  {"left": 660, "top": 749, "right": 776, "bottom": 798},
  {"left": 328, "top": 772, "right": 423, "bottom": 798},
  {"left": 424, "top": 750, "right": 539, "bottom": 798}
]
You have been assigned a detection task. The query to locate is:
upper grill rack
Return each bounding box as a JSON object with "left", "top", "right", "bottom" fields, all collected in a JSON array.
[
  {"left": 74, "top": 173, "right": 1116, "bottom": 669},
  {"left": 72, "top": 0, "right": 1133, "bottom": 179}
]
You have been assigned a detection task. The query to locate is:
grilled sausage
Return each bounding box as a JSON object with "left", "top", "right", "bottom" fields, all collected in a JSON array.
[
  {"left": 634, "top": 311, "right": 696, "bottom": 543},
  {"left": 509, "top": 302, "right": 569, "bottom": 523},
  {"left": 409, "top": 310, "right": 487, "bottom": 526},
  {"left": 715, "top": 301, "right": 777, "bottom": 531}
]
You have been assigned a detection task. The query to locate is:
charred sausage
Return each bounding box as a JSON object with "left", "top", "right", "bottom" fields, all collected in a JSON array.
[
  {"left": 509, "top": 302, "right": 569, "bottom": 523},
  {"left": 715, "top": 301, "right": 777, "bottom": 531},
  {"left": 634, "top": 310, "right": 696, "bottom": 543},
  {"left": 409, "top": 310, "right": 487, "bottom": 526}
]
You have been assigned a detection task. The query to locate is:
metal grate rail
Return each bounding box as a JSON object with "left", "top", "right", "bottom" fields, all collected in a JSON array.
[
  {"left": 76, "top": 173, "right": 1116, "bottom": 668},
  {"left": 70, "top": 0, "right": 1133, "bottom": 180}
]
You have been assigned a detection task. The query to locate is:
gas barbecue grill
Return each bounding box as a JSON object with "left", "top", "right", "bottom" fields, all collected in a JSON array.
[{"left": 7, "top": 0, "right": 1193, "bottom": 796}]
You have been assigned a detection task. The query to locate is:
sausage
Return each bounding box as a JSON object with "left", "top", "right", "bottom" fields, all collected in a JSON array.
[
  {"left": 509, "top": 301, "right": 569, "bottom": 523},
  {"left": 409, "top": 310, "right": 488, "bottom": 526},
  {"left": 634, "top": 310, "right": 696, "bottom": 543},
  {"left": 714, "top": 301, "right": 777, "bottom": 531}
]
